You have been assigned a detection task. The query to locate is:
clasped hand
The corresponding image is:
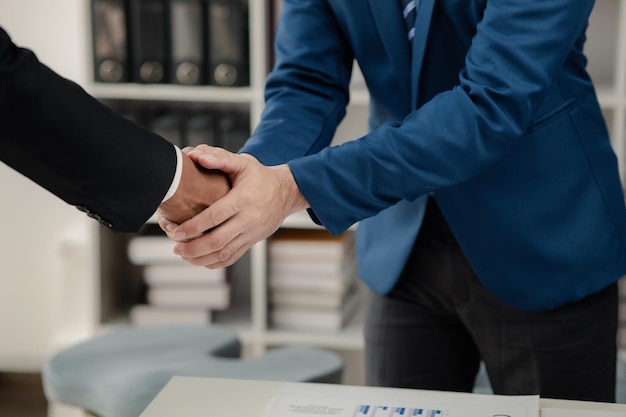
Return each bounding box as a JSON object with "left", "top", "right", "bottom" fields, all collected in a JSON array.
[{"left": 157, "top": 145, "right": 309, "bottom": 268}]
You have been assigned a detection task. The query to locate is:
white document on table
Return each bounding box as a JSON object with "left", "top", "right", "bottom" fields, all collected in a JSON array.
[{"left": 260, "top": 382, "right": 539, "bottom": 417}]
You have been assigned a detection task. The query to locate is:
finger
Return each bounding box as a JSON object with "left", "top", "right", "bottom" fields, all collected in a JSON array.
[
  {"left": 171, "top": 192, "right": 237, "bottom": 241},
  {"left": 156, "top": 210, "right": 178, "bottom": 238},
  {"left": 173, "top": 207, "right": 252, "bottom": 261},
  {"left": 173, "top": 228, "right": 237, "bottom": 266},
  {"left": 185, "top": 144, "right": 215, "bottom": 161},
  {"left": 189, "top": 146, "right": 245, "bottom": 175},
  {"left": 181, "top": 146, "right": 194, "bottom": 154},
  {"left": 173, "top": 217, "right": 236, "bottom": 259},
  {"left": 193, "top": 144, "right": 214, "bottom": 152},
  {"left": 188, "top": 243, "right": 250, "bottom": 269},
  {"left": 178, "top": 231, "right": 252, "bottom": 269}
]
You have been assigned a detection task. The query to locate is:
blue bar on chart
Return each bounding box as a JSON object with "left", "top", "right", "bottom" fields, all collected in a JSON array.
[
  {"left": 353, "top": 404, "right": 389, "bottom": 417},
  {"left": 412, "top": 409, "right": 442, "bottom": 417},
  {"left": 353, "top": 405, "right": 441, "bottom": 417}
]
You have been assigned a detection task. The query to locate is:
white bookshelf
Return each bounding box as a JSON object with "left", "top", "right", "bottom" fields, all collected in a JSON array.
[
  {"left": 78, "top": 0, "right": 370, "bottom": 369},
  {"left": 0, "top": 0, "right": 99, "bottom": 372},
  {"left": 0, "top": 1, "right": 625, "bottom": 389}
]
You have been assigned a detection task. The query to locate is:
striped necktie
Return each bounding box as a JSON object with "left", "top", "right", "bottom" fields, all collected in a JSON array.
[{"left": 400, "top": 0, "right": 417, "bottom": 42}]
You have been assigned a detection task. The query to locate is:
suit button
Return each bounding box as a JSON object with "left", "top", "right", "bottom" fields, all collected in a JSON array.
[
  {"left": 88, "top": 213, "right": 113, "bottom": 228},
  {"left": 99, "top": 219, "right": 114, "bottom": 228},
  {"left": 76, "top": 206, "right": 113, "bottom": 228}
]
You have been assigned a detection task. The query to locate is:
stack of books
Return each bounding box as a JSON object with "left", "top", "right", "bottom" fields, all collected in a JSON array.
[
  {"left": 267, "top": 229, "right": 361, "bottom": 332},
  {"left": 127, "top": 231, "right": 230, "bottom": 326}
]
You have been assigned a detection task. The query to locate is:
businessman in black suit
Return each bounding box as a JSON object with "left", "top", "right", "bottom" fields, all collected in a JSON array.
[{"left": 0, "top": 26, "right": 229, "bottom": 232}]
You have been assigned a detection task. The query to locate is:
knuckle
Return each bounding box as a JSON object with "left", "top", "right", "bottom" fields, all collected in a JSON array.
[
  {"left": 204, "top": 212, "right": 223, "bottom": 231},
  {"left": 215, "top": 247, "right": 232, "bottom": 263},
  {"left": 236, "top": 190, "right": 256, "bottom": 207}
]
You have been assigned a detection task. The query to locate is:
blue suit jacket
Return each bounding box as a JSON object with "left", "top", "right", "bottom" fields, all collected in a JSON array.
[{"left": 241, "top": 0, "right": 626, "bottom": 311}]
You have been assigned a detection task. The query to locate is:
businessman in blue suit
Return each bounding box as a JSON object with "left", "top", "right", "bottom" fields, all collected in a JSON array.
[{"left": 166, "top": 0, "right": 626, "bottom": 401}]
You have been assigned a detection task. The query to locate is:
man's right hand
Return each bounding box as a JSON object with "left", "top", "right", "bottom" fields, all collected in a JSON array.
[{"left": 159, "top": 145, "right": 310, "bottom": 269}]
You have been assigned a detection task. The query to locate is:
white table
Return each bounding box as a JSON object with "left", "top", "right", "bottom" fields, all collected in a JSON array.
[{"left": 139, "top": 376, "right": 626, "bottom": 417}]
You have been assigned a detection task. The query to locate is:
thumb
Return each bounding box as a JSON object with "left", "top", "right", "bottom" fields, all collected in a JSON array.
[{"left": 188, "top": 146, "right": 244, "bottom": 176}]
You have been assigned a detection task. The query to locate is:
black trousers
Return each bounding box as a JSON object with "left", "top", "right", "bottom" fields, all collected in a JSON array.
[{"left": 364, "top": 197, "right": 618, "bottom": 402}]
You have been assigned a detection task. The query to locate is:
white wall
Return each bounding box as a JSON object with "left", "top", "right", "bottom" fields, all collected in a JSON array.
[{"left": 0, "top": 1, "right": 98, "bottom": 371}]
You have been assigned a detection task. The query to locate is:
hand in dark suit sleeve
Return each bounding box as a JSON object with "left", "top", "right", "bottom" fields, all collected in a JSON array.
[
  {"left": 0, "top": 26, "right": 227, "bottom": 233},
  {"left": 158, "top": 151, "right": 230, "bottom": 225}
]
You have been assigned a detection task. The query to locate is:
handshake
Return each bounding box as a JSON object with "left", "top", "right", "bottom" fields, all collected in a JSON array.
[{"left": 155, "top": 145, "right": 309, "bottom": 269}]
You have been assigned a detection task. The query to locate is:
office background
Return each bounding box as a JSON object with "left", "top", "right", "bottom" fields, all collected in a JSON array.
[{"left": 0, "top": 0, "right": 625, "bottom": 416}]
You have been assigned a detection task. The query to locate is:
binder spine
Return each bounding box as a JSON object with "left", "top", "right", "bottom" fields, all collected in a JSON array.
[
  {"left": 206, "top": 0, "right": 250, "bottom": 87},
  {"left": 129, "top": 0, "right": 170, "bottom": 83},
  {"left": 92, "top": 0, "right": 129, "bottom": 83},
  {"left": 169, "top": 0, "right": 206, "bottom": 85}
]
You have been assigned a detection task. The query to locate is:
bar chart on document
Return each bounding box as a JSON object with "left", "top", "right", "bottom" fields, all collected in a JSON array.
[
  {"left": 354, "top": 405, "right": 441, "bottom": 417},
  {"left": 260, "top": 383, "right": 539, "bottom": 417}
]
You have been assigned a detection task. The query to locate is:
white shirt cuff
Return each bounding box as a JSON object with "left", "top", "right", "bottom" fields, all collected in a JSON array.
[{"left": 161, "top": 145, "right": 183, "bottom": 203}]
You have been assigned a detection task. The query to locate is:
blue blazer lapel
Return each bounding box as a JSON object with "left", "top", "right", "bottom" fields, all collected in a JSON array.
[
  {"left": 411, "top": 0, "right": 435, "bottom": 109},
  {"left": 368, "top": 0, "right": 412, "bottom": 105}
]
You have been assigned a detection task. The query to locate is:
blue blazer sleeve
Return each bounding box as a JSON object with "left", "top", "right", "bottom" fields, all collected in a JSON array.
[
  {"left": 0, "top": 27, "right": 176, "bottom": 233},
  {"left": 242, "top": 0, "right": 353, "bottom": 165},
  {"left": 243, "top": 0, "right": 597, "bottom": 235}
]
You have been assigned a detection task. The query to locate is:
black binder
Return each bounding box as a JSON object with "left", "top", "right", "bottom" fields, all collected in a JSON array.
[
  {"left": 128, "top": 0, "right": 170, "bottom": 83},
  {"left": 169, "top": 0, "right": 206, "bottom": 85},
  {"left": 206, "top": 0, "right": 250, "bottom": 87},
  {"left": 92, "top": 0, "right": 129, "bottom": 83}
]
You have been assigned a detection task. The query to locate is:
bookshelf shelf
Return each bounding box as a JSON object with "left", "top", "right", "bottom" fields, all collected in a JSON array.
[{"left": 87, "top": 83, "right": 259, "bottom": 104}]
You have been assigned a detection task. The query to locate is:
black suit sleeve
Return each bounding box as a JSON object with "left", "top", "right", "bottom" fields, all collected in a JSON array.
[{"left": 0, "top": 27, "right": 177, "bottom": 233}]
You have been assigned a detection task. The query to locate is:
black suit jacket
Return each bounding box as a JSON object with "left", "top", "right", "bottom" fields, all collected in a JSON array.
[{"left": 0, "top": 27, "right": 176, "bottom": 233}]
